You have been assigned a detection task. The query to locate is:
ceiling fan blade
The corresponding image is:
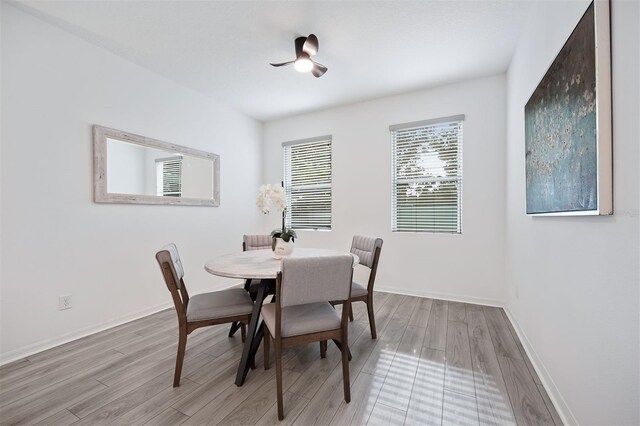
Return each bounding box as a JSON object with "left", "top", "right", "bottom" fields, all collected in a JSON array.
[
  {"left": 311, "top": 62, "right": 327, "bottom": 78},
  {"left": 294, "top": 37, "right": 306, "bottom": 58},
  {"left": 303, "top": 34, "right": 319, "bottom": 56},
  {"left": 270, "top": 61, "right": 295, "bottom": 67}
]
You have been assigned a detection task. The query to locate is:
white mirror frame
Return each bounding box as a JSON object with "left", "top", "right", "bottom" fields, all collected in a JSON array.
[{"left": 93, "top": 125, "right": 220, "bottom": 206}]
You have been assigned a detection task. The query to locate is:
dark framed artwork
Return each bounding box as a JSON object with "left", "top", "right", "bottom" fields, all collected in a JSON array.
[{"left": 525, "top": 0, "right": 612, "bottom": 216}]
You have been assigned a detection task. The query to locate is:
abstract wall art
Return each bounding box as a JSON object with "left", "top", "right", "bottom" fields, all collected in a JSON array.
[{"left": 525, "top": 0, "right": 612, "bottom": 216}]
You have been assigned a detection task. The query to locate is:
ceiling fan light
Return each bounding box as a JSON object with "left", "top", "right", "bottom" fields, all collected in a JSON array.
[{"left": 294, "top": 57, "right": 313, "bottom": 73}]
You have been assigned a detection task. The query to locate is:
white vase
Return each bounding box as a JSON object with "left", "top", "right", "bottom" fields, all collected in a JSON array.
[{"left": 273, "top": 237, "right": 295, "bottom": 259}]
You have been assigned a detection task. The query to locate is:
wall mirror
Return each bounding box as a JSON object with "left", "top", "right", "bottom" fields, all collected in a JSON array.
[{"left": 94, "top": 125, "right": 220, "bottom": 206}]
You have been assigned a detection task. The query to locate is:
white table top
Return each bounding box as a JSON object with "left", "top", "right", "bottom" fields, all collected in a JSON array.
[{"left": 205, "top": 248, "right": 359, "bottom": 280}]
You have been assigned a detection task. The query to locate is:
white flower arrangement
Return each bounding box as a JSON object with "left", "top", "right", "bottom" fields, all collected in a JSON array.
[
  {"left": 256, "top": 183, "right": 297, "bottom": 249},
  {"left": 256, "top": 183, "right": 286, "bottom": 214}
]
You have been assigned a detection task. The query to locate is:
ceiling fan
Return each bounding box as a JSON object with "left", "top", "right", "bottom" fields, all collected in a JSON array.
[{"left": 270, "top": 34, "right": 328, "bottom": 78}]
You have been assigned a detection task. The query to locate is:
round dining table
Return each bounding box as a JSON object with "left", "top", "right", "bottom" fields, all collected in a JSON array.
[
  {"left": 205, "top": 248, "right": 359, "bottom": 386},
  {"left": 205, "top": 248, "right": 359, "bottom": 279}
]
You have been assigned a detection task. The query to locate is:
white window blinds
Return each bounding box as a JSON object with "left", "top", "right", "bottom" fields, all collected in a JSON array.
[
  {"left": 391, "top": 116, "right": 464, "bottom": 233},
  {"left": 156, "top": 157, "right": 182, "bottom": 197},
  {"left": 283, "top": 136, "right": 332, "bottom": 230}
]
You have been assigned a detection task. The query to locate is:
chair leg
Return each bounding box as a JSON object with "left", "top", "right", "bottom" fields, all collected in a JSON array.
[
  {"left": 340, "top": 335, "right": 351, "bottom": 403},
  {"left": 320, "top": 340, "right": 327, "bottom": 359},
  {"left": 366, "top": 298, "right": 377, "bottom": 339},
  {"left": 349, "top": 307, "right": 354, "bottom": 322},
  {"left": 276, "top": 338, "right": 284, "bottom": 420},
  {"left": 173, "top": 326, "right": 187, "bottom": 387},
  {"left": 240, "top": 323, "right": 247, "bottom": 343},
  {"left": 264, "top": 325, "right": 270, "bottom": 370}
]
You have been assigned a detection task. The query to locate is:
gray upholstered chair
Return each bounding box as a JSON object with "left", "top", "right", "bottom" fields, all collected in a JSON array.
[
  {"left": 156, "top": 243, "right": 254, "bottom": 387},
  {"left": 243, "top": 234, "right": 272, "bottom": 252},
  {"left": 242, "top": 234, "right": 273, "bottom": 294},
  {"left": 334, "top": 236, "right": 383, "bottom": 339},
  {"left": 262, "top": 255, "right": 354, "bottom": 420}
]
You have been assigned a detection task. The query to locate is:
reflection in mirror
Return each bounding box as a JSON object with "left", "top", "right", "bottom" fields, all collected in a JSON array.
[{"left": 94, "top": 126, "right": 220, "bottom": 206}]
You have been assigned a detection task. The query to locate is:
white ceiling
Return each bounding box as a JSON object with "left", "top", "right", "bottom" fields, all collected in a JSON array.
[{"left": 15, "top": 0, "right": 532, "bottom": 121}]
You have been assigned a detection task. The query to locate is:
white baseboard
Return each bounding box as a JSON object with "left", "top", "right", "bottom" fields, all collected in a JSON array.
[
  {"left": 0, "top": 302, "right": 173, "bottom": 366},
  {"left": 375, "top": 285, "right": 504, "bottom": 308},
  {"left": 503, "top": 307, "right": 577, "bottom": 426}
]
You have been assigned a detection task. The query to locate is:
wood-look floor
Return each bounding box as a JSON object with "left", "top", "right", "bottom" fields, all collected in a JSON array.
[{"left": 0, "top": 293, "right": 562, "bottom": 425}]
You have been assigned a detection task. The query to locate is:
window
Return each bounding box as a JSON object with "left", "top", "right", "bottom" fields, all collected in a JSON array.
[
  {"left": 156, "top": 156, "right": 182, "bottom": 197},
  {"left": 283, "top": 136, "right": 332, "bottom": 230},
  {"left": 391, "top": 115, "right": 464, "bottom": 233}
]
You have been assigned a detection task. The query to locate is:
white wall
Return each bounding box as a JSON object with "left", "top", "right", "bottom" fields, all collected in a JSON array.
[
  {"left": 505, "top": 1, "right": 639, "bottom": 424},
  {"left": 0, "top": 4, "right": 263, "bottom": 362},
  {"left": 263, "top": 75, "right": 507, "bottom": 305}
]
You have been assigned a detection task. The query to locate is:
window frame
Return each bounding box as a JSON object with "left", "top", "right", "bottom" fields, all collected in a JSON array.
[
  {"left": 390, "top": 115, "right": 464, "bottom": 234},
  {"left": 282, "top": 135, "right": 333, "bottom": 231}
]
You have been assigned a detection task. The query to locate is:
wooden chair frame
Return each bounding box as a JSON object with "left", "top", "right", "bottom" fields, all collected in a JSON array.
[
  {"left": 156, "top": 250, "right": 252, "bottom": 387},
  {"left": 334, "top": 241, "right": 382, "bottom": 339},
  {"left": 263, "top": 270, "right": 353, "bottom": 420}
]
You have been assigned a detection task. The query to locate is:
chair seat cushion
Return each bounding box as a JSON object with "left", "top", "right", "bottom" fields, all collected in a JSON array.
[
  {"left": 262, "top": 302, "right": 341, "bottom": 338},
  {"left": 351, "top": 282, "right": 368, "bottom": 298},
  {"left": 186, "top": 288, "right": 254, "bottom": 322}
]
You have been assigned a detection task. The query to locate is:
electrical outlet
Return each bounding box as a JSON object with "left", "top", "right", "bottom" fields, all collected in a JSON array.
[{"left": 58, "top": 295, "right": 72, "bottom": 310}]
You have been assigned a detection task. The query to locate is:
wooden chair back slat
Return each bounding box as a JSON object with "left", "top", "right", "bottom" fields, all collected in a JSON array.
[{"left": 155, "top": 249, "right": 188, "bottom": 323}]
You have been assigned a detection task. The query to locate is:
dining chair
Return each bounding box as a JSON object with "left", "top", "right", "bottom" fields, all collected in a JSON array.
[
  {"left": 156, "top": 243, "right": 254, "bottom": 387},
  {"left": 243, "top": 234, "right": 273, "bottom": 252},
  {"left": 242, "top": 234, "right": 273, "bottom": 295},
  {"left": 262, "top": 255, "right": 354, "bottom": 420},
  {"left": 334, "top": 235, "right": 383, "bottom": 339},
  {"left": 229, "top": 234, "right": 273, "bottom": 338},
  {"left": 242, "top": 234, "right": 273, "bottom": 294}
]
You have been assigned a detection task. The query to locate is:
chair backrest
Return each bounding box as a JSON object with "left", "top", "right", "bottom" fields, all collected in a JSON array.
[
  {"left": 350, "top": 236, "right": 383, "bottom": 269},
  {"left": 350, "top": 235, "right": 383, "bottom": 293},
  {"left": 158, "top": 243, "right": 184, "bottom": 285},
  {"left": 243, "top": 234, "right": 272, "bottom": 251},
  {"left": 279, "top": 255, "right": 354, "bottom": 308},
  {"left": 156, "top": 243, "right": 189, "bottom": 321}
]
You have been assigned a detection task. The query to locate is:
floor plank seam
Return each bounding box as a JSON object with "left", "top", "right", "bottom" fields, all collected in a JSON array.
[
  {"left": 364, "top": 296, "right": 414, "bottom": 425},
  {"left": 533, "top": 387, "right": 558, "bottom": 425},
  {"left": 439, "top": 301, "right": 449, "bottom": 426},
  {"left": 464, "top": 317, "right": 481, "bottom": 425},
  {"left": 94, "top": 378, "right": 109, "bottom": 387},
  {"left": 484, "top": 310, "right": 520, "bottom": 425},
  {"left": 361, "top": 298, "right": 404, "bottom": 423}
]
